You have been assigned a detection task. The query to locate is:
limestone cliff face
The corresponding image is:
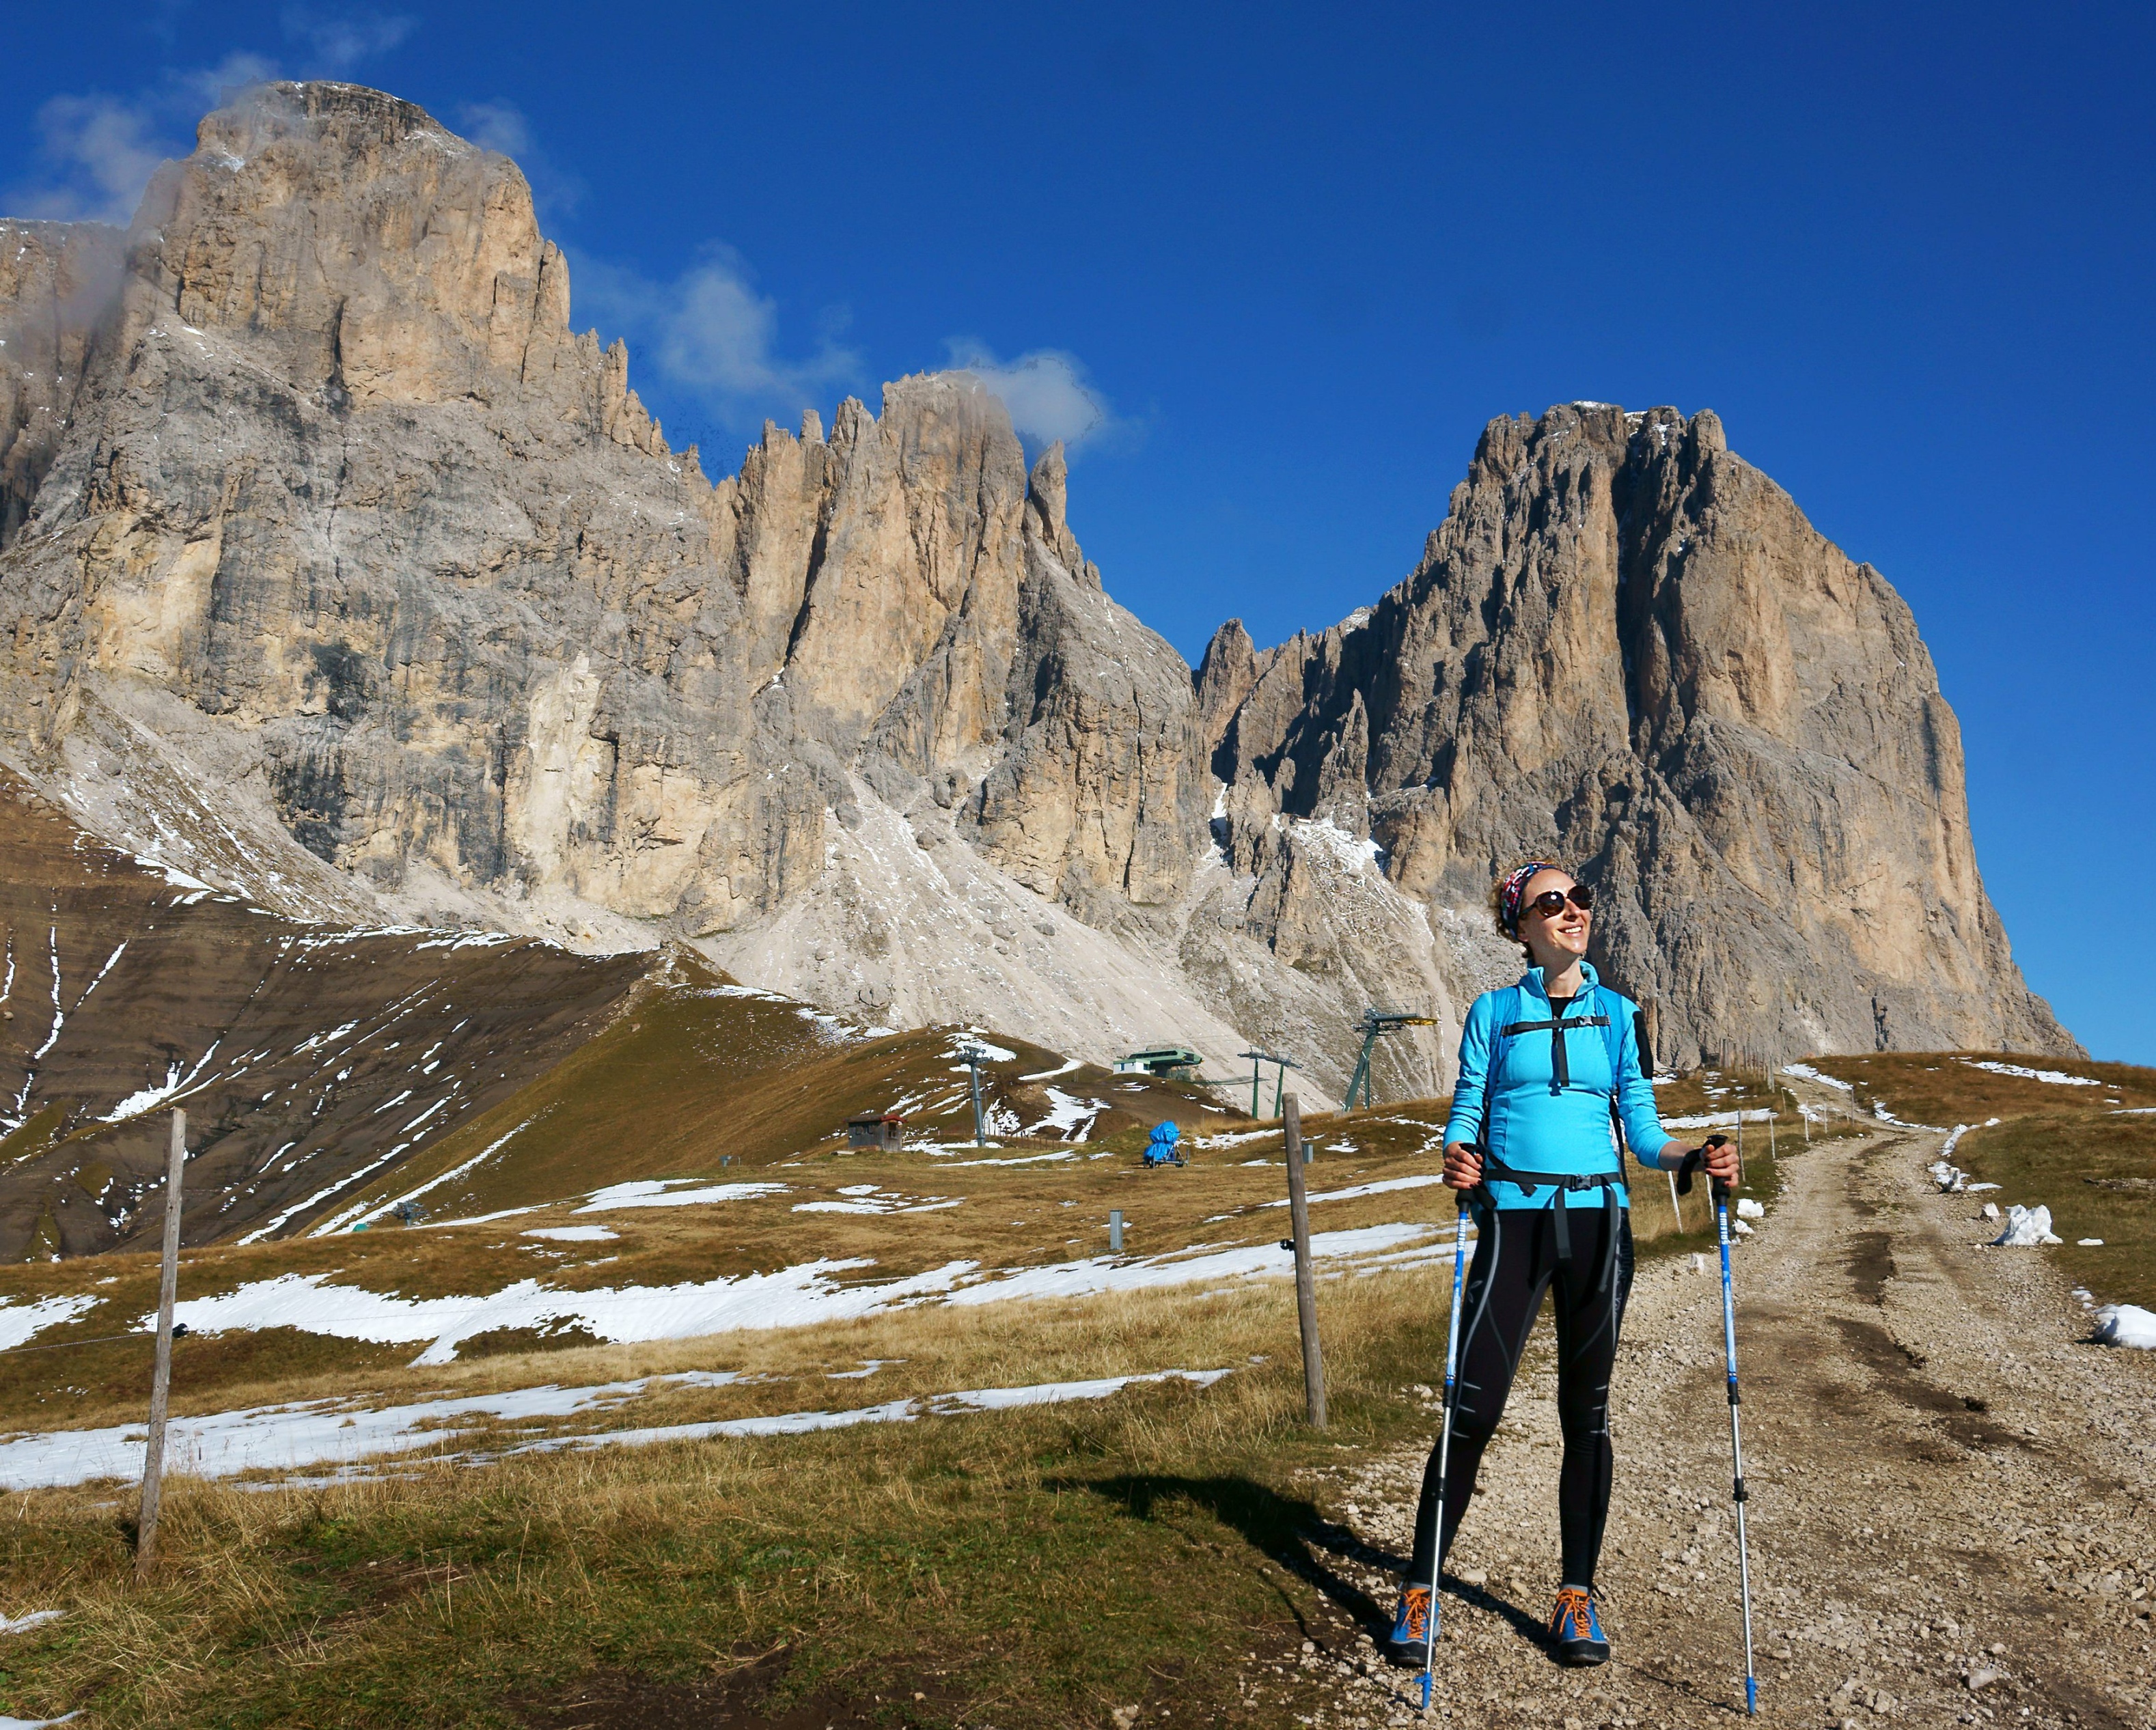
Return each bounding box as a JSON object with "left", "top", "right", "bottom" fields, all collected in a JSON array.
[
  {"left": 0, "top": 83, "right": 1202, "bottom": 968},
  {"left": 0, "top": 82, "right": 2074, "bottom": 1091},
  {"left": 0, "top": 219, "right": 124, "bottom": 545},
  {"left": 1200, "top": 404, "right": 2075, "bottom": 1068}
]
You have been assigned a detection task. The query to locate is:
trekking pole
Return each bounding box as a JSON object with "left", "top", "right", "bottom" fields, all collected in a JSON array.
[
  {"left": 1420, "top": 1188, "right": 1474, "bottom": 1712},
  {"left": 1713, "top": 1166, "right": 1759, "bottom": 1716},
  {"left": 1678, "top": 1136, "right": 1757, "bottom": 1716}
]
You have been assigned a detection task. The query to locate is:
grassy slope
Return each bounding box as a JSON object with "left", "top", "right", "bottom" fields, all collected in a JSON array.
[
  {"left": 0, "top": 1060, "right": 1805, "bottom": 1727},
  {"left": 0, "top": 1073, "right": 1789, "bottom": 1432},
  {"left": 1802, "top": 1051, "right": 2156, "bottom": 1309},
  {"left": 3, "top": 1278, "right": 1455, "bottom": 1729},
  {"left": 0, "top": 771, "right": 659, "bottom": 1257},
  {"left": 321, "top": 951, "right": 1237, "bottom": 1224}
]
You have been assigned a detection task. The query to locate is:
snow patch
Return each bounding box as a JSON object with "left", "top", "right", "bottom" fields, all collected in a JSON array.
[
  {"left": 1021, "top": 1086, "right": 1103, "bottom": 1141},
  {"left": 949, "top": 1033, "right": 1017, "bottom": 1063},
  {"left": 2093, "top": 1305, "right": 2156, "bottom": 1349},
  {"left": 1959, "top": 1059, "right": 2100, "bottom": 1087},
  {"left": 133, "top": 854, "right": 213, "bottom": 892},
  {"left": 572, "top": 1180, "right": 786, "bottom": 1214},
  {"left": 0, "top": 1372, "right": 738, "bottom": 1490},
  {"left": 519, "top": 1368, "right": 1235, "bottom": 1456},
  {"left": 144, "top": 1218, "right": 1454, "bottom": 1367},
  {"left": 790, "top": 1187, "right": 958, "bottom": 1216},
  {"left": 1257, "top": 1174, "right": 1449, "bottom": 1209},
  {"left": 0, "top": 1295, "right": 98, "bottom": 1351},
  {"left": 102, "top": 1040, "right": 223, "bottom": 1123},
  {"left": 167, "top": 1258, "right": 978, "bottom": 1367},
  {"left": 349, "top": 1118, "right": 536, "bottom": 1230},
  {"left": 943, "top": 1223, "right": 1440, "bottom": 1307},
  {"left": 1990, "top": 1204, "right": 2062, "bottom": 1247},
  {"left": 0, "top": 1364, "right": 1233, "bottom": 1492}
]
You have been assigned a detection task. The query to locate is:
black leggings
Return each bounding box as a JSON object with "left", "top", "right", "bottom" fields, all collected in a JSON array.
[{"left": 1407, "top": 1201, "right": 1635, "bottom": 1591}]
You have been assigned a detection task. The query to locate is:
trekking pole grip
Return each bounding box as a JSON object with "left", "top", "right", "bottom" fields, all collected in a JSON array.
[{"left": 1674, "top": 1133, "right": 1730, "bottom": 1198}]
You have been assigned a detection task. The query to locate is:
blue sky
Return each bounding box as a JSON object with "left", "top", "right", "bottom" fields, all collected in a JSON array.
[{"left": 6, "top": 2, "right": 2151, "bottom": 1061}]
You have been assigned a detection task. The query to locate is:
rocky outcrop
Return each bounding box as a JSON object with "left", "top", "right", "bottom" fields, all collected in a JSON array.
[
  {"left": 0, "top": 82, "right": 2074, "bottom": 1099},
  {"left": 1200, "top": 404, "right": 2075, "bottom": 1068},
  {"left": 0, "top": 219, "right": 124, "bottom": 545},
  {"left": 0, "top": 82, "right": 1286, "bottom": 1090},
  {"left": 0, "top": 85, "right": 1203, "bottom": 951}
]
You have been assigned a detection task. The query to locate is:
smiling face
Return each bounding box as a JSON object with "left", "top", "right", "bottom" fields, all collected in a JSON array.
[{"left": 1518, "top": 867, "right": 1590, "bottom": 972}]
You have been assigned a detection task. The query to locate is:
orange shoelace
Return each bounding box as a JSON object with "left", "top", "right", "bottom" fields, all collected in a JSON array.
[
  {"left": 1398, "top": 1587, "right": 1431, "bottom": 1642},
  {"left": 1551, "top": 1586, "right": 1594, "bottom": 1637}
]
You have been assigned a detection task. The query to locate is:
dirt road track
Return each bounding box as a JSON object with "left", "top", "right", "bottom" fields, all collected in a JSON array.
[{"left": 1277, "top": 1115, "right": 2155, "bottom": 1728}]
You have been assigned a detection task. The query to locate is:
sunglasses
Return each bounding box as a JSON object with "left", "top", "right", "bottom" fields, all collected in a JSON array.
[{"left": 1521, "top": 884, "right": 1592, "bottom": 921}]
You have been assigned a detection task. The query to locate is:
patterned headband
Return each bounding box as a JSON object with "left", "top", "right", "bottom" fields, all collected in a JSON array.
[{"left": 1499, "top": 861, "right": 1561, "bottom": 936}]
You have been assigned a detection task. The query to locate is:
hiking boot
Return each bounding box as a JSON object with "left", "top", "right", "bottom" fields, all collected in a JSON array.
[
  {"left": 1381, "top": 1585, "right": 1433, "bottom": 1667},
  {"left": 1549, "top": 1585, "right": 1609, "bottom": 1666}
]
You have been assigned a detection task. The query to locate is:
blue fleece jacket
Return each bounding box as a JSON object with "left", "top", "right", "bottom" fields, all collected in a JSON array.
[{"left": 1441, "top": 962, "right": 1671, "bottom": 1210}]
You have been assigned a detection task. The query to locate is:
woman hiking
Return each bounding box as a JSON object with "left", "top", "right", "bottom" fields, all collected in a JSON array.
[{"left": 1383, "top": 861, "right": 1738, "bottom": 1669}]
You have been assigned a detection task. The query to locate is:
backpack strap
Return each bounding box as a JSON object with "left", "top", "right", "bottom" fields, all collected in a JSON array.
[
  {"left": 1598, "top": 990, "right": 1629, "bottom": 1152},
  {"left": 1483, "top": 982, "right": 1636, "bottom": 1296},
  {"left": 1499, "top": 985, "right": 1610, "bottom": 1091},
  {"left": 1478, "top": 986, "right": 1520, "bottom": 1155}
]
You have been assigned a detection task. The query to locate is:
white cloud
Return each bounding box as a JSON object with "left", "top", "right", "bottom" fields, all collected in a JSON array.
[
  {"left": 10, "top": 94, "right": 172, "bottom": 223},
  {"left": 279, "top": 5, "right": 417, "bottom": 74},
  {"left": 571, "top": 245, "right": 859, "bottom": 434},
  {"left": 943, "top": 339, "right": 1114, "bottom": 450},
  {"left": 5, "top": 23, "right": 407, "bottom": 228},
  {"left": 454, "top": 100, "right": 584, "bottom": 216},
  {"left": 177, "top": 51, "right": 282, "bottom": 111},
  {"left": 455, "top": 100, "right": 531, "bottom": 158}
]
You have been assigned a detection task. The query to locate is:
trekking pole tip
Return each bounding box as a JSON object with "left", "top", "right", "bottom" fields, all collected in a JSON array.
[
  {"left": 1419, "top": 1672, "right": 1432, "bottom": 1711},
  {"left": 1745, "top": 1676, "right": 1758, "bottom": 1715}
]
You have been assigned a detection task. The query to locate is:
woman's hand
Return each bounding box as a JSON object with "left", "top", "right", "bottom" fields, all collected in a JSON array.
[
  {"left": 1657, "top": 1134, "right": 1740, "bottom": 1184},
  {"left": 1443, "top": 1141, "right": 1483, "bottom": 1190}
]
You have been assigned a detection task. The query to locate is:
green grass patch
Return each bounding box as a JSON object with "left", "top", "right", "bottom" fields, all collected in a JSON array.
[
  {"left": 0, "top": 1278, "right": 1459, "bottom": 1729},
  {"left": 1957, "top": 1110, "right": 2156, "bottom": 1311},
  {"left": 1802, "top": 1052, "right": 2156, "bottom": 1128}
]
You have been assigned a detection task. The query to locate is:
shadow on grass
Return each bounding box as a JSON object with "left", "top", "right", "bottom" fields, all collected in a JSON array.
[{"left": 1062, "top": 1473, "right": 1553, "bottom": 1660}]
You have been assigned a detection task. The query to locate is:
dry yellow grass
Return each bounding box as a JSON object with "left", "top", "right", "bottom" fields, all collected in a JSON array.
[
  {"left": 0, "top": 1091, "right": 1787, "bottom": 1435},
  {"left": 0, "top": 1066, "right": 1812, "bottom": 1727},
  {"left": 0, "top": 1270, "right": 1459, "bottom": 1728}
]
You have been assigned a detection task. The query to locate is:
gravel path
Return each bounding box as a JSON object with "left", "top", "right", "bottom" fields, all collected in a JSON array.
[{"left": 1263, "top": 1110, "right": 2156, "bottom": 1728}]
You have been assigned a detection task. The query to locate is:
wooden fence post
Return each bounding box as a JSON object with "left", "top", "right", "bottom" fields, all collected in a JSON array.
[
  {"left": 136, "top": 1108, "right": 185, "bottom": 1584},
  {"left": 1282, "top": 1096, "right": 1326, "bottom": 1428}
]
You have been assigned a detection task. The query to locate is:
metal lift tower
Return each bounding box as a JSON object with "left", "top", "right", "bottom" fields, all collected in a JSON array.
[
  {"left": 954, "top": 1041, "right": 992, "bottom": 1145},
  {"left": 1237, "top": 1050, "right": 1299, "bottom": 1118},
  {"left": 1342, "top": 1009, "right": 1437, "bottom": 1109}
]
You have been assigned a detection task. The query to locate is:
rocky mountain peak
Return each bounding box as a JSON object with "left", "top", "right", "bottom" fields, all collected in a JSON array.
[
  {"left": 1202, "top": 401, "right": 2073, "bottom": 1068},
  {"left": 120, "top": 81, "right": 585, "bottom": 422},
  {"left": 0, "top": 86, "right": 2074, "bottom": 1100}
]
